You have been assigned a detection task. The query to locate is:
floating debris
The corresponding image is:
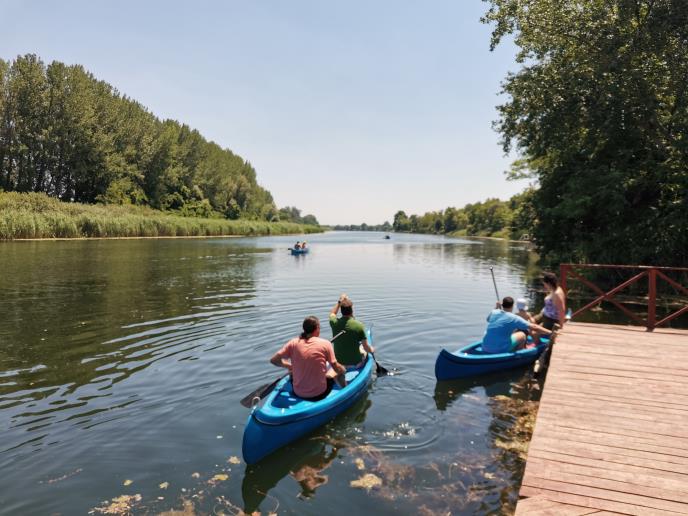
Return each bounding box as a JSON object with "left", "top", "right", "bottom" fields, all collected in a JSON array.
[
  {"left": 350, "top": 473, "right": 382, "bottom": 491},
  {"left": 207, "top": 473, "right": 228, "bottom": 485},
  {"left": 90, "top": 494, "right": 141, "bottom": 514}
]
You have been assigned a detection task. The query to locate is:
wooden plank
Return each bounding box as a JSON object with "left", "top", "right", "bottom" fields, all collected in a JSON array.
[
  {"left": 515, "top": 495, "right": 599, "bottom": 515},
  {"left": 535, "top": 409, "right": 688, "bottom": 440},
  {"left": 519, "top": 486, "right": 678, "bottom": 516},
  {"left": 521, "top": 475, "right": 688, "bottom": 513},
  {"left": 542, "top": 388, "right": 688, "bottom": 416},
  {"left": 541, "top": 380, "right": 688, "bottom": 407},
  {"left": 526, "top": 457, "right": 688, "bottom": 499},
  {"left": 529, "top": 442, "right": 688, "bottom": 475},
  {"left": 531, "top": 427, "right": 688, "bottom": 460}
]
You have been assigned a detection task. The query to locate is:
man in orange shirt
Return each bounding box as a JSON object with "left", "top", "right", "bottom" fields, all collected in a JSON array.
[{"left": 271, "top": 316, "right": 346, "bottom": 401}]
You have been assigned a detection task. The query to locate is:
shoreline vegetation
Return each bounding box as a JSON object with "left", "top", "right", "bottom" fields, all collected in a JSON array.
[
  {"left": 392, "top": 193, "right": 534, "bottom": 242},
  {"left": 0, "top": 192, "right": 321, "bottom": 240},
  {"left": 0, "top": 55, "right": 320, "bottom": 239}
]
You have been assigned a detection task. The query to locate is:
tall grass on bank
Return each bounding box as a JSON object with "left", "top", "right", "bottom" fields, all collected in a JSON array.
[{"left": 0, "top": 192, "right": 322, "bottom": 239}]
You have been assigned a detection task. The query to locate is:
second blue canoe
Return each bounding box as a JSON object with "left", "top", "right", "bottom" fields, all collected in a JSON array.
[
  {"left": 434, "top": 337, "right": 549, "bottom": 380},
  {"left": 242, "top": 330, "right": 375, "bottom": 464}
]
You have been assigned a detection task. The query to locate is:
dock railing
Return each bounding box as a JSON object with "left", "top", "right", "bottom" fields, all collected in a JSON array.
[{"left": 559, "top": 264, "right": 688, "bottom": 331}]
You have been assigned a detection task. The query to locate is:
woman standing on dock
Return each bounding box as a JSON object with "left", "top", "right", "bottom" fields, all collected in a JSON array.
[{"left": 539, "top": 272, "right": 566, "bottom": 330}]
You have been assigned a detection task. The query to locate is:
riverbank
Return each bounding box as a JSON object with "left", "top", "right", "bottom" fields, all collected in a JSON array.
[{"left": 0, "top": 192, "right": 322, "bottom": 240}]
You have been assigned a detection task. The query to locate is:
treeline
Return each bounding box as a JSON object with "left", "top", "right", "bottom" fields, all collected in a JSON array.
[
  {"left": 482, "top": 0, "right": 688, "bottom": 266},
  {"left": 332, "top": 222, "right": 391, "bottom": 232},
  {"left": 0, "top": 55, "right": 316, "bottom": 224},
  {"left": 393, "top": 189, "right": 535, "bottom": 240}
]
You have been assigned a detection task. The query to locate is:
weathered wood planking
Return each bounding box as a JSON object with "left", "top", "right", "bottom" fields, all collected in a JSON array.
[{"left": 516, "top": 322, "right": 688, "bottom": 516}]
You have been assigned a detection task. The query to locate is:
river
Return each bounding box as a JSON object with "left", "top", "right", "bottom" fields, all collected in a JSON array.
[{"left": 0, "top": 231, "right": 547, "bottom": 515}]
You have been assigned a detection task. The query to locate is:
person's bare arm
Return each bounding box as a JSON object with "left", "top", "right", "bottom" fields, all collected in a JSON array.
[
  {"left": 330, "top": 293, "right": 349, "bottom": 316},
  {"left": 528, "top": 322, "right": 552, "bottom": 336},
  {"left": 270, "top": 352, "right": 291, "bottom": 370},
  {"left": 331, "top": 360, "right": 346, "bottom": 387},
  {"left": 361, "top": 338, "right": 374, "bottom": 354}
]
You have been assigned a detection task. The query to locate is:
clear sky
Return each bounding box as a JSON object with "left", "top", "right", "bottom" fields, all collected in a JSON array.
[{"left": 0, "top": 0, "right": 528, "bottom": 225}]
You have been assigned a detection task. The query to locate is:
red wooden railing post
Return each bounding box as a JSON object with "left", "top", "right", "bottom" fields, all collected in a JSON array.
[
  {"left": 648, "top": 268, "right": 657, "bottom": 332},
  {"left": 560, "top": 264, "right": 568, "bottom": 294}
]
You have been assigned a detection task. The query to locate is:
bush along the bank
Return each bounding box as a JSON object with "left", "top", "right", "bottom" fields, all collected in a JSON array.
[{"left": 0, "top": 192, "right": 321, "bottom": 239}]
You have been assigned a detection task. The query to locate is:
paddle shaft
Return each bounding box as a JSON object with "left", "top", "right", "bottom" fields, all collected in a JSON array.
[{"left": 489, "top": 267, "right": 501, "bottom": 306}]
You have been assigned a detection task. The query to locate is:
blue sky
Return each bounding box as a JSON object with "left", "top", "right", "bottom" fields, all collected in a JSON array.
[{"left": 0, "top": 1, "right": 527, "bottom": 224}]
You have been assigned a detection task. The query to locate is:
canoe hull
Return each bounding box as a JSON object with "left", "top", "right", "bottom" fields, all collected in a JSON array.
[
  {"left": 242, "top": 333, "right": 374, "bottom": 464},
  {"left": 434, "top": 338, "right": 549, "bottom": 380},
  {"left": 290, "top": 248, "right": 309, "bottom": 255}
]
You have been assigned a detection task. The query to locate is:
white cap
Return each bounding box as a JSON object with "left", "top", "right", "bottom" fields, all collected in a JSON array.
[{"left": 516, "top": 298, "right": 528, "bottom": 311}]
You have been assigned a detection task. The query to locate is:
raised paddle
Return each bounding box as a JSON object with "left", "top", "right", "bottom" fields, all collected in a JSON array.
[
  {"left": 489, "top": 266, "right": 501, "bottom": 307},
  {"left": 239, "top": 330, "right": 346, "bottom": 408}
]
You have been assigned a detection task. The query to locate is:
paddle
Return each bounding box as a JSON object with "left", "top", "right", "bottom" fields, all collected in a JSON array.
[
  {"left": 489, "top": 266, "right": 501, "bottom": 307},
  {"left": 367, "top": 324, "right": 389, "bottom": 376},
  {"left": 239, "top": 330, "right": 346, "bottom": 408}
]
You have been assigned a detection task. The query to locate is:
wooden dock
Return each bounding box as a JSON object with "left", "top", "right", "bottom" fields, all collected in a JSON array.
[{"left": 515, "top": 322, "right": 688, "bottom": 516}]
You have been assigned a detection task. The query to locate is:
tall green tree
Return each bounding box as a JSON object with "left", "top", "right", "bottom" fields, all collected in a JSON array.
[
  {"left": 483, "top": 0, "right": 688, "bottom": 265},
  {"left": 0, "top": 54, "right": 317, "bottom": 224}
]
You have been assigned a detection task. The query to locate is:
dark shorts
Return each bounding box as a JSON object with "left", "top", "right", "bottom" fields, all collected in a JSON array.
[
  {"left": 300, "top": 378, "right": 334, "bottom": 402},
  {"left": 542, "top": 315, "right": 558, "bottom": 331}
]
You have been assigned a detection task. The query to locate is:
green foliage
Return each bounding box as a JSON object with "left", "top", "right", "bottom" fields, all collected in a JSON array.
[
  {"left": 483, "top": 0, "right": 688, "bottom": 265},
  {"left": 332, "top": 221, "right": 391, "bottom": 231},
  {"left": 277, "top": 206, "right": 319, "bottom": 225},
  {"left": 0, "top": 192, "right": 321, "bottom": 239},
  {"left": 0, "top": 55, "right": 318, "bottom": 227},
  {"left": 391, "top": 192, "right": 535, "bottom": 239}
]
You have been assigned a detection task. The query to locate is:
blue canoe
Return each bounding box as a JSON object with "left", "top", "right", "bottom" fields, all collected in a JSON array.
[
  {"left": 434, "top": 336, "right": 550, "bottom": 380},
  {"left": 242, "top": 330, "right": 375, "bottom": 464},
  {"left": 290, "top": 248, "right": 309, "bottom": 255}
]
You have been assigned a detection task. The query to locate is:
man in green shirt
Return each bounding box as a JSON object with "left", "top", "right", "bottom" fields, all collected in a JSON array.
[{"left": 329, "top": 294, "right": 374, "bottom": 366}]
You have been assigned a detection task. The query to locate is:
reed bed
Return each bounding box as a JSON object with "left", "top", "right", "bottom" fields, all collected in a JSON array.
[{"left": 0, "top": 192, "right": 321, "bottom": 239}]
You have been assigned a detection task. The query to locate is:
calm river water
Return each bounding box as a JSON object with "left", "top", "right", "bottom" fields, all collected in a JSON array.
[{"left": 0, "top": 231, "right": 548, "bottom": 515}]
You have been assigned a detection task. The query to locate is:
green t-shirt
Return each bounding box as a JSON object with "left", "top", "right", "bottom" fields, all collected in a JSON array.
[{"left": 329, "top": 314, "right": 367, "bottom": 365}]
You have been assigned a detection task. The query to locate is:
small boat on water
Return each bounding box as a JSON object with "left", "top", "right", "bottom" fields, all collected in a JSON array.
[
  {"left": 434, "top": 336, "right": 550, "bottom": 380},
  {"left": 289, "top": 247, "right": 309, "bottom": 255},
  {"left": 242, "top": 330, "right": 375, "bottom": 464},
  {"left": 384, "top": 235, "right": 391, "bottom": 239}
]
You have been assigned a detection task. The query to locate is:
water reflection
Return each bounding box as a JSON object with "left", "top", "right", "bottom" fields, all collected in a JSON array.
[
  {"left": 433, "top": 369, "right": 529, "bottom": 412},
  {"left": 0, "top": 240, "right": 262, "bottom": 457},
  {"left": 241, "top": 396, "right": 372, "bottom": 513}
]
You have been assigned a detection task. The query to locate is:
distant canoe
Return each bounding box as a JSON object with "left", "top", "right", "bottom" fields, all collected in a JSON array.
[
  {"left": 384, "top": 235, "right": 391, "bottom": 239},
  {"left": 434, "top": 337, "right": 549, "bottom": 380},
  {"left": 289, "top": 248, "right": 309, "bottom": 255}
]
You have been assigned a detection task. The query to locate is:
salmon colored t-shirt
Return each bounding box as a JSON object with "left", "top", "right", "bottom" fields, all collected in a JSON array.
[{"left": 275, "top": 336, "right": 337, "bottom": 398}]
